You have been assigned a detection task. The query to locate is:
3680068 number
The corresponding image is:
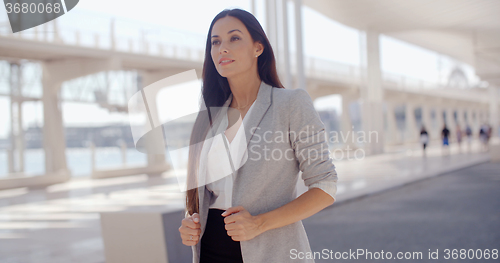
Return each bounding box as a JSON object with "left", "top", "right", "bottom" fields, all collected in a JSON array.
[
  {"left": 5, "top": 3, "right": 62, "bottom": 14},
  {"left": 443, "top": 249, "right": 498, "bottom": 260}
]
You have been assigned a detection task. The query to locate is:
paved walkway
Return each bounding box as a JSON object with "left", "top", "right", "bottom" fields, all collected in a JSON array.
[
  {"left": 303, "top": 161, "right": 500, "bottom": 262},
  {"left": 327, "top": 141, "right": 490, "bottom": 205},
  {"left": 0, "top": 141, "right": 493, "bottom": 263}
]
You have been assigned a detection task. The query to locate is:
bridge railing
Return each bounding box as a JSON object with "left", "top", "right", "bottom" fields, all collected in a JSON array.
[
  {"left": 0, "top": 9, "right": 471, "bottom": 94},
  {"left": 0, "top": 9, "right": 207, "bottom": 62},
  {"left": 382, "top": 72, "right": 444, "bottom": 91}
]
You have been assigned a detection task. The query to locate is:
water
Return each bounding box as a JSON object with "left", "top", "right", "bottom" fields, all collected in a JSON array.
[{"left": 0, "top": 147, "right": 156, "bottom": 178}]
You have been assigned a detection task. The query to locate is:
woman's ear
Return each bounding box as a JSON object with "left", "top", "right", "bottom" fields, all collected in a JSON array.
[{"left": 254, "top": 41, "right": 264, "bottom": 57}]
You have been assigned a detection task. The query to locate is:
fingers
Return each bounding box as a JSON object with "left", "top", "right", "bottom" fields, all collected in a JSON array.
[
  {"left": 224, "top": 222, "right": 236, "bottom": 231},
  {"left": 179, "top": 213, "right": 202, "bottom": 246},
  {"left": 224, "top": 221, "right": 244, "bottom": 232},
  {"left": 180, "top": 232, "right": 200, "bottom": 246},
  {"left": 182, "top": 214, "right": 201, "bottom": 230},
  {"left": 181, "top": 234, "right": 200, "bottom": 242},
  {"left": 180, "top": 232, "right": 200, "bottom": 241},
  {"left": 192, "top": 212, "right": 200, "bottom": 223},
  {"left": 224, "top": 210, "right": 246, "bottom": 224},
  {"left": 224, "top": 214, "right": 237, "bottom": 224},
  {"left": 221, "top": 206, "right": 244, "bottom": 217},
  {"left": 226, "top": 229, "right": 240, "bottom": 237},
  {"left": 229, "top": 233, "right": 242, "bottom": 241},
  {"left": 179, "top": 225, "right": 201, "bottom": 236}
]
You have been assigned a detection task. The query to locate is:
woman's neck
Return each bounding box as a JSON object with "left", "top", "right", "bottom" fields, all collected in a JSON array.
[{"left": 228, "top": 73, "right": 261, "bottom": 109}]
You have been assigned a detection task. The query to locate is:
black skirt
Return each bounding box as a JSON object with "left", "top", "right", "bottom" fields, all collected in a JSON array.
[{"left": 200, "top": 208, "right": 243, "bottom": 263}]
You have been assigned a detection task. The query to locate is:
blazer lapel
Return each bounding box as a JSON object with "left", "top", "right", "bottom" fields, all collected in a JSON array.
[
  {"left": 229, "top": 81, "right": 273, "bottom": 182},
  {"left": 230, "top": 81, "right": 273, "bottom": 208},
  {"left": 243, "top": 81, "right": 273, "bottom": 147}
]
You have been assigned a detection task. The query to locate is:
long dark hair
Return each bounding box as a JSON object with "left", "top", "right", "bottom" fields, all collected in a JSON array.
[{"left": 185, "top": 8, "right": 284, "bottom": 216}]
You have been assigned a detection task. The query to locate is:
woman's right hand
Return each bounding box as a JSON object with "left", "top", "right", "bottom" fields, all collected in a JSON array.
[{"left": 179, "top": 212, "right": 201, "bottom": 246}]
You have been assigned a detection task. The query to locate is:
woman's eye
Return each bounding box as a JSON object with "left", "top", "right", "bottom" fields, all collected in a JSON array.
[{"left": 212, "top": 37, "right": 239, "bottom": 46}]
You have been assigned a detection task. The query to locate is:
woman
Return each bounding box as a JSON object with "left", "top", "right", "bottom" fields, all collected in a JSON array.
[
  {"left": 178, "top": 8, "right": 338, "bottom": 263},
  {"left": 441, "top": 124, "right": 451, "bottom": 156},
  {"left": 420, "top": 125, "right": 429, "bottom": 156}
]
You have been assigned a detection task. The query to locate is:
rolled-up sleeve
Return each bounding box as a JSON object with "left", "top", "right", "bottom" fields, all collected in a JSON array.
[
  {"left": 288, "top": 88, "right": 338, "bottom": 203},
  {"left": 308, "top": 181, "right": 337, "bottom": 201}
]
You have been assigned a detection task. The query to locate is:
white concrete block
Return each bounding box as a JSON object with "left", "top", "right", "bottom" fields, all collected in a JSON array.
[{"left": 100, "top": 208, "right": 190, "bottom": 263}]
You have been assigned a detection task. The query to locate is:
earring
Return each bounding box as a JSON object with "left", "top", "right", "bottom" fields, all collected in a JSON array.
[{"left": 255, "top": 54, "right": 258, "bottom": 57}]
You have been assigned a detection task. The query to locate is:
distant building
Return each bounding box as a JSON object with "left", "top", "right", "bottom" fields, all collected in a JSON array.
[{"left": 11, "top": 121, "right": 193, "bottom": 150}]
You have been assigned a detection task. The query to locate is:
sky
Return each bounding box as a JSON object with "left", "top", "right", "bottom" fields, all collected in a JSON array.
[{"left": 0, "top": 0, "right": 480, "bottom": 138}]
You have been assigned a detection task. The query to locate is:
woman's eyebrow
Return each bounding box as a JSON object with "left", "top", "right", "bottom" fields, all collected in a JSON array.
[{"left": 211, "top": 29, "right": 242, "bottom": 38}]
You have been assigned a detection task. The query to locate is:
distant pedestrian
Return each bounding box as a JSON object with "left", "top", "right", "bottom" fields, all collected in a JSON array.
[
  {"left": 441, "top": 124, "right": 450, "bottom": 156},
  {"left": 465, "top": 125, "right": 472, "bottom": 152},
  {"left": 486, "top": 124, "right": 492, "bottom": 144},
  {"left": 479, "top": 124, "right": 488, "bottom": 150},
  {"left": 420, "top": 125, "right": 429, "bottom": 156},
  {"left": 456, "top": 124, "right": 463, "bottom": 152}
]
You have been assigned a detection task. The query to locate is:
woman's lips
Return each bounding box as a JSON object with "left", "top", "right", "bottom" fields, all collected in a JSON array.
[{"left": 220, "top": 60, "right": 234, "bottom": 66}]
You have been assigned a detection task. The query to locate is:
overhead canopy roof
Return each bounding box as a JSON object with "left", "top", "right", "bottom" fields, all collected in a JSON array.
[{"left": 303, "top": 0, "right": 500, "bottom": 85}]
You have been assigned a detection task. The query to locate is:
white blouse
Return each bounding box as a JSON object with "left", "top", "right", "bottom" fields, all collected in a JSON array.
[{"left": 206, "top": 95, "right": 337, "bottom": 210}]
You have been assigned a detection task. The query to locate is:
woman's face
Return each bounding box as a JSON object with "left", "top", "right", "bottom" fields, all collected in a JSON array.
[{"left": 210, "top": 16, "right": 262, "bottom": 78}]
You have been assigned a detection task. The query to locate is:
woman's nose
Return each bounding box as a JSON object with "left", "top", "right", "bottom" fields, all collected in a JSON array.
[{"left": 219, "top": 42, "right": 229, "bottom": 54}]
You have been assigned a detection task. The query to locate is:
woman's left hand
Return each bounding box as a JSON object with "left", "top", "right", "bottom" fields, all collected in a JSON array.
[{"left": 222, "top": 206, "right": 265, "bottom": 241}]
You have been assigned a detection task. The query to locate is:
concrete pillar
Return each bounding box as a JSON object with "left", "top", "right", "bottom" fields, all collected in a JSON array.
[
  {"left": 41, "top": 64, "right": 68, "bottom": 174},
  {"left": 483, "top": 106, "right": 490, "bottom": 123},
  {"left": 435, "top": 106, "right": 445, "bottom": 140},
  {"left": 110, "top": 18, "right": 116, "bottom": 51},
  {"left": 479, "top": 109, "right": 485, "bottom": 125},
  {"left": 9, "top": 62, "right": 25, "bottom": 173},
  {"left": 250, "top": 0, "right": 257, "bottom": 15},
  {"left": 359, "top": 30, "right": 384, "bottom": 154},
  {"left": 385, "top": 102, "right": 399, "bottom": 144},
  {"left": 340, "top": 95, "right": 356, "bottom": 148},
  {"left": 489, "top": 86, "right": 499, "bottom": 138},
  {"left": 445, "top": 107, "right": 456, "bottom": 141},
  {"left": 15, "top": 85, "right": 24, "bottom": 172},
  {"left": 405, "top": 102, "right": 417, "bottom": 142},
  {"left": 139, "top": 69, "right": 187, "bottom": 174},
  {"left": 473, "top": 108, "right": 480, "bottom": 128},
  {"left": 463, "top": 108, "right": 468, "bottom": 127},
  {"left": 41, "top": 58, "right": 120, "bottom": 176},
  {"left": 456, "top": 107, "right": 466, "bottom": 131},
  {"left": 266, "top": 0, "right": 278, "bottom": 52},
  {"left": 475, "top": 108, "right": 482, "bottom": 135},
  {"left": 293, "top": 0, "right": 306, "bottom": 90},
  {"left": 467, "top": 108, "right": 473, "bottom": 130},
  {"left": 474, "top": 108, "right": 480, "bottom": 136},
  {"left": 280, "top": 0, "right": 292, "bottom": 90},
  {"left": 421, "top": 104, "right": 431, "bottom": 133}
]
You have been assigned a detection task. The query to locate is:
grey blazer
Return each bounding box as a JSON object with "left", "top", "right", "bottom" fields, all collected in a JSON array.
[{"left": 190, "top": 80, "right": 338, "bottom": 263}]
